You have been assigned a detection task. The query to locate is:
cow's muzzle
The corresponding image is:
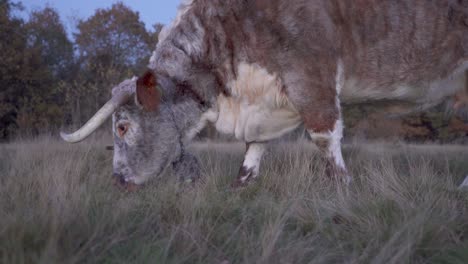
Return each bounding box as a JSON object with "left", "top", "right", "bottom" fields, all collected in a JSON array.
[{"left": 112, "top": 173, "right": 140, "bottom": 192}]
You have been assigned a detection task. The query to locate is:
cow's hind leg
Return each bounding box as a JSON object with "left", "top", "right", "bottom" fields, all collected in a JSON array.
[
  {"left": 232, "top": 142, "right": 267, "bottom": 188},
  {"left": 307, "top": 117, "right": 350, "bottom": 184},
  {"left": 297, "top": 61, "right": 350, "bottom": 184}
]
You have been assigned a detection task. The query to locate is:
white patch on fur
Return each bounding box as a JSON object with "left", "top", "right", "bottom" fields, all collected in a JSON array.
[
  {"left": 309, "top": 118, "right": 350, "bottom": 184},
  {"left": 329, "top": 119, "right": 346, "bottom": 169},
  {"left": 332, "top": 59, "right": 346, "bottom": 169},
  {"left": 241, "top": 143, "right": 266, "bottom": 181},
  {"left": 185, "top": 109, "right": 218, "bottom": 140},
  {"left": 309, "top": 121, "right": 345, "bottom": 169},
  {"left": 214, "top": 63, "right": 301, "bottom": 142},
  {"left": 335, "top": 59, "right": 344, "bottom": 95},
  {"left": 149, "top": 50, "right": 157, "bottom": 69}
]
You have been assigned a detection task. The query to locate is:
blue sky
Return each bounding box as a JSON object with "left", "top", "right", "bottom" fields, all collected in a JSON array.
[{"left": 18, "top": 0, "right": 181, "bottom": 32}]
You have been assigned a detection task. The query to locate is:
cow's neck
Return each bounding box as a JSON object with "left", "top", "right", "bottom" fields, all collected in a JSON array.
[
  {"left": 151, "top": 1, "right": 234, "bottom": 108},
  {"left": 169, "top": 98, "right": 205, "bottom": 142}
]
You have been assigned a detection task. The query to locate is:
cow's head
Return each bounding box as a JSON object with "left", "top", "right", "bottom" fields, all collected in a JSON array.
[{"left": 61, "top": 70, "right": 199, "bottom": 190}]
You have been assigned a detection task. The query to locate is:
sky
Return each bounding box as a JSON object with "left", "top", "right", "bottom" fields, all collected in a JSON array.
[{"left": 18, "top": 0, "right": 181, "bottom": 33}]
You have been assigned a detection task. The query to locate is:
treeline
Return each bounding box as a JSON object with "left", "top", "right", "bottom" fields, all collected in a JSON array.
[
  {"left": 343, "top": 104, "right": 468, "bottom": 143},
  {"left": 1, "top": 0, "right": 467, "bottom": 142},
  {"left": 0, "top": 0, "right": 161, "bottom": 139}
]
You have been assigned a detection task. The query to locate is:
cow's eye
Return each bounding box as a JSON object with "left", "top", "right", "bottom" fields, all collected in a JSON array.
[{"left": 117, "top": 123, "right": 130, "bottom": 138}]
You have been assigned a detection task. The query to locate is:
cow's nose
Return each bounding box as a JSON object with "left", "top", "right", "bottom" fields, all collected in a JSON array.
[
  {"left": 112, "top": 173, "right": 140, "bottom": 192},
  {"left": 113, "top": 173, "right": 126, "bottom": 185}
]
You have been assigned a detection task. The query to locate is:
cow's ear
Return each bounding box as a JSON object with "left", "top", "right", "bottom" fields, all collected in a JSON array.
[{"left": 136, "top": 70, "right": 161, "bottom": 112}]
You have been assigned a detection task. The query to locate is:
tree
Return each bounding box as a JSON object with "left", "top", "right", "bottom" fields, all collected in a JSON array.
[
  {"left": 14, "top": 6, "right": 76, "bottom": 135},
  {"left": 0, "top": 0, "right": 30, "bottom": 138},
  {"left": 75, "top": 2, "right": 152, "bottom": 73},
  {"left": 0, "top": 1, "right": 76, "bottom": 139},
  {"left": 26, "top": 6, "right": 73, "bottom": 79},
  {"left": 0, "top": 1, "right": 164, "bottom": 139},
  {"left": 70, "top": 2, "right": 155, "bottom": 128}
]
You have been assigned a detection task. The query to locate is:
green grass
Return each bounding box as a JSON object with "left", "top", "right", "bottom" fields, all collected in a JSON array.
[{"left": 1, "top": 137, "right": 468, "bottom": 264}]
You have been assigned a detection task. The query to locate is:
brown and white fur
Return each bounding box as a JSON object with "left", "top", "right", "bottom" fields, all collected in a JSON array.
[
  {"left": 145, "top": 0, "right": 468, "bottom": 186},
  {"left": 63, "top": 0, "right": 468, "bottom": 188}
]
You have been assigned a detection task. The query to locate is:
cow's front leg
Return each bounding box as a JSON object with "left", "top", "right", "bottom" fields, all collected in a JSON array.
[
  {"left": 232, "top": 142, "right": 267, "bottom": 188},
  {"left": 172, "top": 152, "right": 201, "bottom": 183}
]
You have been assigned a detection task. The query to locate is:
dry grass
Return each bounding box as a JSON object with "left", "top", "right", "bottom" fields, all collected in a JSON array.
[{"left": 1, "top": 136, "right": 468, "bottom": 264}]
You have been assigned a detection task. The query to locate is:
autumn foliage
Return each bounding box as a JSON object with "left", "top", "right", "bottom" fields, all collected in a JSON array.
[
  {"left": 0, "top": 1, "right": 161, "bottom": 140},
  {"left": 0, "top": 0, "right": 466, "bottom": 143}
]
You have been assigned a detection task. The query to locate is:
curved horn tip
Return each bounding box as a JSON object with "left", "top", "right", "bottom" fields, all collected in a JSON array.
[{"left": 60, "top": 131, "right": 81, "bottom": 143}]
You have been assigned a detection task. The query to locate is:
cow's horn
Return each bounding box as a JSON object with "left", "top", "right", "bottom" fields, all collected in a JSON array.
[{"left": 61, "top": 78, "right": 136, "bottom": 143}]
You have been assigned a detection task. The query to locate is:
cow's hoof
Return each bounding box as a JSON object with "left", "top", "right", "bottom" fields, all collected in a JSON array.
[
  {"left": 231, "top": 177, "right": 257, "bottom": 189},
  {"left": 231, "top": 179, "right": 248, "bottom": 189},
  {"left": 231, "top": 165, "right": 257, "bottom": 189}
]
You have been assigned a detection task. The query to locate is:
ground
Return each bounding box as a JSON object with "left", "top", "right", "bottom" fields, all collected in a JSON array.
[{"left": 1, "top": 136, "right": 468, "bottom": 263}]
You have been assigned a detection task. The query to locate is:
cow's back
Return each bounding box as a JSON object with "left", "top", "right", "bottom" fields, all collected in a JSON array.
[
  {"left": 153, "top": 0, "right": 468, "bottom": 130},
  {"left": 156, "top": 0, "right": 466, "bottom": 90}
]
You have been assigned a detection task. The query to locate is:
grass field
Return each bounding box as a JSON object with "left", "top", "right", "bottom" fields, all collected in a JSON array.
[{"left": 1, "top": 136, "right": 468, "bottom": 263}]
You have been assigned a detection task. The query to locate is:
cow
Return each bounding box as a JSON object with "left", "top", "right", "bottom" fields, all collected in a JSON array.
[{"left": 61, "top": 0, "right": 468, "bottom": 190}]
